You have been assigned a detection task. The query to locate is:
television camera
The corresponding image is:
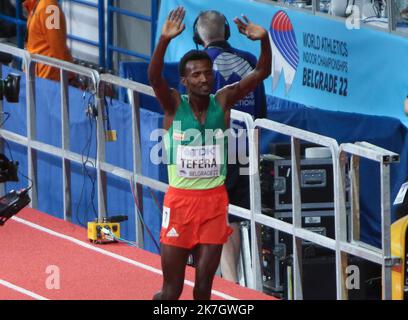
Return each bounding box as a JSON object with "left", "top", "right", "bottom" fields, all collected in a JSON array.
[
  {"left": 0, "top": 52, "right": 30, "bottom": 225},
  {"left": 0, "top": 73, "right": 20, "bottom": 103},
  {"left": 0, "top": 52, "right": 21, "bottom": 103}
]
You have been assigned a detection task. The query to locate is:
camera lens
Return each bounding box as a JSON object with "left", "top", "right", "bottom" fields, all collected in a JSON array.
[{"left": 5, "top": 73, "right": 21, "bottom": 103}]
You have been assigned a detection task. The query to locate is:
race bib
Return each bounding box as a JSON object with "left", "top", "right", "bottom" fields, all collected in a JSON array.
[
  {"left": 176, "top": 144, "right": 221, "bottom": 178},
  {"left": 394, "top": 182, "right": 408, "bottom": 205},
  {"left": 162, "top": 206, "right": 170, "bottom": 228}
]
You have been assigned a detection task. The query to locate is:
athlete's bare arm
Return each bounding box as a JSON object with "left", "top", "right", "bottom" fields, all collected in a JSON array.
[
  {"left": 148, "top": 7, "right": 185, "bottom": 121},
  {"left": 215, "top": 15, "right": 271, "bottom": 111}
]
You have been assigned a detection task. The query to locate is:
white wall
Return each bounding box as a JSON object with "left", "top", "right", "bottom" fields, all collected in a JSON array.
[
  {"left": 62, "top": 0, "right": 100, "bottom": 64},
  {"left": 115, "top": 0, "right": 152, "bottom": 63},
  {"left": 62, "top": 0, "right": 153, "bottom": 70}
]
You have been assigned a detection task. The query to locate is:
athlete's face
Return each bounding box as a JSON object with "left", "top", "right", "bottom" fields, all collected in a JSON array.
[{"left": 182, "top": 59, "right": 214, "bottom": 97}]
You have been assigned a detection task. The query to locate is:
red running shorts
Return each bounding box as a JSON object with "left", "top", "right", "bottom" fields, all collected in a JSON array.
[{"left": 160, "top": 185, "right": 233, "bottom": 249}]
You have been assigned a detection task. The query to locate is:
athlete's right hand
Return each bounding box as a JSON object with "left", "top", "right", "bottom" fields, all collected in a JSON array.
[{"left": 161, "top": 6, "right": 186, "bottom": 40}]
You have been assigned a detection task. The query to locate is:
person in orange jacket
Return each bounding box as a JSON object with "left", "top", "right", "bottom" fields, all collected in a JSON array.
[{"left": 23, "top": 0, "right": 73, "bottom": 81}]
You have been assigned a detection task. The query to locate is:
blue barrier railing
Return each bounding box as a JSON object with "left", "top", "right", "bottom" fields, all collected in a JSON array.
[
  {"left": 0, "top": 0, "right": 26, "bottom": 48},
  {"left": 0, "top": 0, "right": 159, "bottom": 70}
]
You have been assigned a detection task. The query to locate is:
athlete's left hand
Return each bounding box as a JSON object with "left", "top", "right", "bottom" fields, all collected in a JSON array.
[{"left": 233, "top": 15, "right": 267, "bottom": 41}]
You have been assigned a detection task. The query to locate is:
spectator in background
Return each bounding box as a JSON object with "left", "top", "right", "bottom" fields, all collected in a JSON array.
[
  {"left": 193, "top": 10, "right": 267, "bottom": 284},
  {"left": 0, "top": 0, "right": 17, "bottom": 40},
  {"left": 329, "top": 0, "right": 349, "bottom": 17},
  {"left": 23, "top": 0, "right": 73, "bottom": 81},
  {"left": 401, "top": 7, "right": 408, "bottom": 19}
]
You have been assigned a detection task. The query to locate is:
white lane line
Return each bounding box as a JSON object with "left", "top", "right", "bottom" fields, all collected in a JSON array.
[
  {"left": 12, "top": 216, "right": 238, "bottom": 300},
  {"left": 0, "top": 279, "right": 49, "bottom": 300}
]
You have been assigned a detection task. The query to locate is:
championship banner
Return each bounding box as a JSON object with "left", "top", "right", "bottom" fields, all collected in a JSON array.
[{"left": 157, "top": 0, "right": 408, "bottom": 125}]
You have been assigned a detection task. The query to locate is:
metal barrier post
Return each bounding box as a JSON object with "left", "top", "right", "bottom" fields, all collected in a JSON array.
[
  {"left": 380, "top": 158, "right": 392, "bottom": 299},
  {"left": 107, "top": 0, "right": 114, "bottom": 71},
  {"left": 291, "top": 137, "right": 304, "bottom": 299},
  {"left": 241, "top": 221, "right": 253, "bottom": 288},
  {"left": 26, "top": 54, "right": 38, "bottom": 209},
  {"left": 127, "top": 88, "right": 144, "bottom": 247},
  {"left": 15, "top": 0, "right": 24, "bottom": 49},
  {"left": 350, "top": 154, "right": 361, "bottom": 241},
  {"left": 60, "top": 69, "right": 71, "bottom": 221},
  {"left": 98, "top": 0, "right": 106, "bottom": 68},
  {"left": 339, "top": 141, "right": 400, "bottom": 300},
  {"left": 95, "top": 91, "right": 107, "bottom": 220},
  {"left": 335, "top": 151, "right": 349, "bottom": 300},
  {"left": 387, "top": 0, "right": 397, "bottom": 31},
  {"left": 151, "top": 0, "right": 159, "bottom": 56},
  {"left": 229, "top": 109, "right": 259, "bottom": 290}
]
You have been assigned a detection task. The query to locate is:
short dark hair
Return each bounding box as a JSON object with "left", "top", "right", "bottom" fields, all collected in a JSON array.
[{"left": 178, "top": 50, "right": 212, "bottom": 77}]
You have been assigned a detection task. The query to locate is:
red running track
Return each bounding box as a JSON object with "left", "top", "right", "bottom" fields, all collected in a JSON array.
[{"left": 0, "top": 208, "right": 276, "bottom": 300}]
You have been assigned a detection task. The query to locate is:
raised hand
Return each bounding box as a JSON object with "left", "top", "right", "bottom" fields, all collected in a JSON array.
[
  {"left": 161, "top": 6, "right": 186, "bottom": 40},
  {"left": 233, "top": 15, "right": 267, "bottom": 41}
]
